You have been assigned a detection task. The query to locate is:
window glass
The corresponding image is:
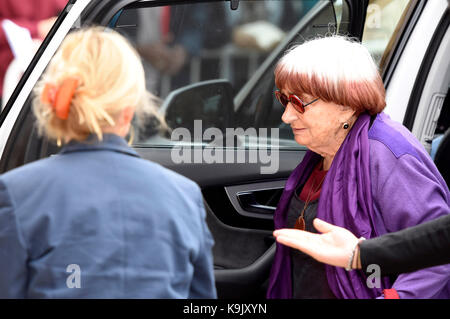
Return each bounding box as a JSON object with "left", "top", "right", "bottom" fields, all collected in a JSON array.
[
  {"left": 111, "top": 0, "right": 336, "bottom": 149},
  {"left": 333, "top": 0, "right": 344, "bottom": 32},
  {"left": 234, "top": 0, "right": 343, "bottom": 150},
  {"left": 362, "top": 0, "right": 412, "bottom": 67}
]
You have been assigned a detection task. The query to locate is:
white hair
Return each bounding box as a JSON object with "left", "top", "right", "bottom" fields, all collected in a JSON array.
[{"left": 275, "top": 35, "right": 386, "bottom": 114}]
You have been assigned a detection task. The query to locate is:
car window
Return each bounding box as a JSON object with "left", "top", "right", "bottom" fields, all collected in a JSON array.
[
  {"left": 361, "top": 0, "right": 413, "bottom": 69},
  {"left": 110, "top": 0, "right": 337, "bottom": 150},
  {"left": 234, "top": 0, "right": 345, "bottom": 150}
]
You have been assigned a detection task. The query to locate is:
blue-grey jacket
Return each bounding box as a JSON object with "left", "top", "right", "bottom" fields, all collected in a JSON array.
[{"left": 0, "top": 134, "right": 216, "bottom": 298}]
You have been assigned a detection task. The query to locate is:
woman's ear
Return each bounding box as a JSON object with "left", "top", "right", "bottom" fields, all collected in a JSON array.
[
  {"left": 340, "top": 106, "right": 358, "bottom": 124},
  {"left": 121, "top": 105, "right": 136, "bottom": 126}
]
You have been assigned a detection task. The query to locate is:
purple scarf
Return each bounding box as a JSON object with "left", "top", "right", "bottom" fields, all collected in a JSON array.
[{"left": 267, "top": 113, "right": 391, "bottom": 299}]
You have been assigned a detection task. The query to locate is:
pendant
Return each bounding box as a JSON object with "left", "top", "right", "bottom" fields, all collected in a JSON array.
[{"left": 294, "top": 216, "right": 305, "bottom": 231}]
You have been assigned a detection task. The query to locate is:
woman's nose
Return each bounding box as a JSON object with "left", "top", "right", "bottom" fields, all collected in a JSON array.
[{"left": 281, "top": 103, "right": 299, "bottom": 124}]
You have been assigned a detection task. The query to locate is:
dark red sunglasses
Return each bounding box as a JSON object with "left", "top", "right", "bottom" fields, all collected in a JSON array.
[{"left": 274, "top": 90, "right": 319, "bottom": 113}]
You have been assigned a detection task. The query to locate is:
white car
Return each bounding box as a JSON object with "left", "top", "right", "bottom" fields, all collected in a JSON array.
[{"left": 0, "top": 0, "right": 448, "bottom": 298}]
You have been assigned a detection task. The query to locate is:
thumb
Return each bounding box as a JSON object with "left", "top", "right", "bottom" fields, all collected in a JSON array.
[{"left": 313, "top": 218, "right": 338, "bottom": 234}]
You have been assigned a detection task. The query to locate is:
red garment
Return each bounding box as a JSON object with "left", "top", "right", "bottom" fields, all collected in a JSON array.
[
  {"left": 299, "top": 160, "right": 327, "bottom": 202},
  {"left": 0, "top": 0, "right": 67, "bottom": 96},
  {"left": 160, "top": 6, "right": 171, "bottom": 38},
  {"left": 383, "top": 289, "right": 400, "bottom": 299}
]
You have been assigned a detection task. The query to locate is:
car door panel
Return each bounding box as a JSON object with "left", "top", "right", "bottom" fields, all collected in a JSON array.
[
  {"left": 225, "top": 180, "right": 286, "bottom": 219},
  {"left": 214, "top": 244, "right": 276, "bottom": 298},
  {"left": 135, "top": 148, "right": 304, "bottom": 187}
]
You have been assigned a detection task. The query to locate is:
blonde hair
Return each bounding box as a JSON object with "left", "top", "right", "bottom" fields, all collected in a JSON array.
[
  {"left": 33, "top": 26, "right": 165, "bottom": 144},
  {"left": 275, "top": 35, "right": 386, "bottom": 115}
]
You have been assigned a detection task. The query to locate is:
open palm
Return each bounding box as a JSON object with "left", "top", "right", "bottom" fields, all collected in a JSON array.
[{"left": 273, "top": 218, "right": 359, "bottom": 268}]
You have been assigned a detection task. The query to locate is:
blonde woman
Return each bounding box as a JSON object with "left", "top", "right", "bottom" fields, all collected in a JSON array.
[{"left": 0, "top": 27, "right": 216, "bottom": 298}]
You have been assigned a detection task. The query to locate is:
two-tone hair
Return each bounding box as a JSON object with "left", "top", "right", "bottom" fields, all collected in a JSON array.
[{"left": 274, "top": 35, "right": 386, "bottom": 115}]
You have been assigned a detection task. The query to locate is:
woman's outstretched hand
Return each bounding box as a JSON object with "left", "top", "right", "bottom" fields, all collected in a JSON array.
[{"left": 273, "top": 218, "right": 360, "bottom": 268}]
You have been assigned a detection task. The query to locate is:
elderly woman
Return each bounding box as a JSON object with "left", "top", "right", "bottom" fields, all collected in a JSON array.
[
  {"left": 0, "top": 27, "right": 216, "bottom": 298},
  {"left": 267, "top": 35, "right": 450, "bottom": 299}
]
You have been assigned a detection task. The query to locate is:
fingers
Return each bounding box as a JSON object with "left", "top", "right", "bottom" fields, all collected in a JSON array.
[
  {"left": 273, "top": 221, "right": 359, "bottom": 268},
  {"left": 273, "top": 228, "right": 305, "bottom": 240},
  {"left": 273, "top": 228, "right": 317, "bottom": 251},
  {"left": 313, "top": 218, "right": 338, "bottom": 234},
  {"left": 275, "top": 234, "right": 303, "bottom": 250},
  {"left": 273, "top": 229, "right": 327, "bottom": 263}
]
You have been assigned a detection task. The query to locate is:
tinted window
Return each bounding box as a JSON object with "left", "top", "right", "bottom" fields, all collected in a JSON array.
[
  {"left": 111, "top": 0, "right": 337, "bottom": 149},
  {"left": 362, "top": 0, "right": 412, "bottom": 68}
]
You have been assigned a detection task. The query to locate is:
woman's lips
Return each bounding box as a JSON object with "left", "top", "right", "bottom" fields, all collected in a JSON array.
[{"left": 292, "top": 128, "right": 305, "bottom": 134}]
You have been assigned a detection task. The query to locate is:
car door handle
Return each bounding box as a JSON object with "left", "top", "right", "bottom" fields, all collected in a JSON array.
[
  {"left": 224, "top": 180, "right": 285, "bottom": 219},
  {"left": 236, "top": 191, "right": 276, "bottom": 215}
]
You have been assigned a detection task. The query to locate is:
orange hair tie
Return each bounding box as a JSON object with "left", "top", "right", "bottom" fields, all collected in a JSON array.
[{"left": 41, "top": 77, "right": 79, "bottom": 120}]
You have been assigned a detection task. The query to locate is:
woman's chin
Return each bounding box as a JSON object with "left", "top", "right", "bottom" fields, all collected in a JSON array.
[{"left": 294, "top": 136, "right": 310, "bottom": 148}]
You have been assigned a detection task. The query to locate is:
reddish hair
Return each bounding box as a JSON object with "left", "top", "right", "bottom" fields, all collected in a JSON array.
[{"left": 274, "top": 36, "right": 386, "bottom": 115}]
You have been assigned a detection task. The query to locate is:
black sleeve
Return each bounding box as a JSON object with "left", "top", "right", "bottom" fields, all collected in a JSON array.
[{"left": 360, "top": 215, "right": 450, "bottom": 276}]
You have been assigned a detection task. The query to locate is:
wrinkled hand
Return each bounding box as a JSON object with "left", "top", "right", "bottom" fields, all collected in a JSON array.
[{"left": 273, "top": 218, "right": 359, "bottom": 268}]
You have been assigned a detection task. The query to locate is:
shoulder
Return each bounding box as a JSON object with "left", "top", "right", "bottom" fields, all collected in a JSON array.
[
  {"left": 131, "top": 157, "right": 202, "bottom": 197},
  {"left": 1, "top": 156, "right": 59, "bottom": 193},
  {"left": 368, "top": 113, "right": 424, "bottom": 162},
  {"left": 367, "top": 114, "right": 450, "bottom": 230},
  {"left": 0, "top": 156, "right": 74, "bottom": 221},
  {"left": 368, "top": 113, "right": 449, "bottom": 199},
  {"left": 0, "top": 176, "right": 14, "bottom": 211},
  {"left": 2, "top": 152, "right": 202, "bottom": 212},
  {"left": 367, "top": 113, "right": 440, "bottom": 176},
  {"left": 112, "top": 155, "right": 205, "bottom": 219}
]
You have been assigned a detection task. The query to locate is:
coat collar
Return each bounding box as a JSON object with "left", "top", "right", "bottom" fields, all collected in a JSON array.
[{"left": 59, "top": 134, "right": 140, "bottom": 158}]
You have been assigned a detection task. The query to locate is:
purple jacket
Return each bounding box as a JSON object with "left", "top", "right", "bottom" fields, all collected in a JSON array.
[{"left": 267, "top": 112, "right": 450, "bottom": 299}]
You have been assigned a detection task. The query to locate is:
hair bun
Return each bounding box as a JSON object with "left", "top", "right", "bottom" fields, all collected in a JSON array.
[{"left": 41, "top": 77, "right": 80, "bottom": 120}]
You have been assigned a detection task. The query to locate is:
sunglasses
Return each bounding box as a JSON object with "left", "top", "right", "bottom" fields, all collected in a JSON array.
[{"left": 274, "top": 90, "right": 319, "bottom": 114}]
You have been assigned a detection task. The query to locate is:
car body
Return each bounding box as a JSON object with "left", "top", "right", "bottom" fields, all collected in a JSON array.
[{"left": 0, "top": 0, "right": 449, "bottom": 298}]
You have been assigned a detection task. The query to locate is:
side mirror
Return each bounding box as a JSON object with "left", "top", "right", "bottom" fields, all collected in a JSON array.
[{"left": 160, "top": 79, "right": 235, "bottom": 133}]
